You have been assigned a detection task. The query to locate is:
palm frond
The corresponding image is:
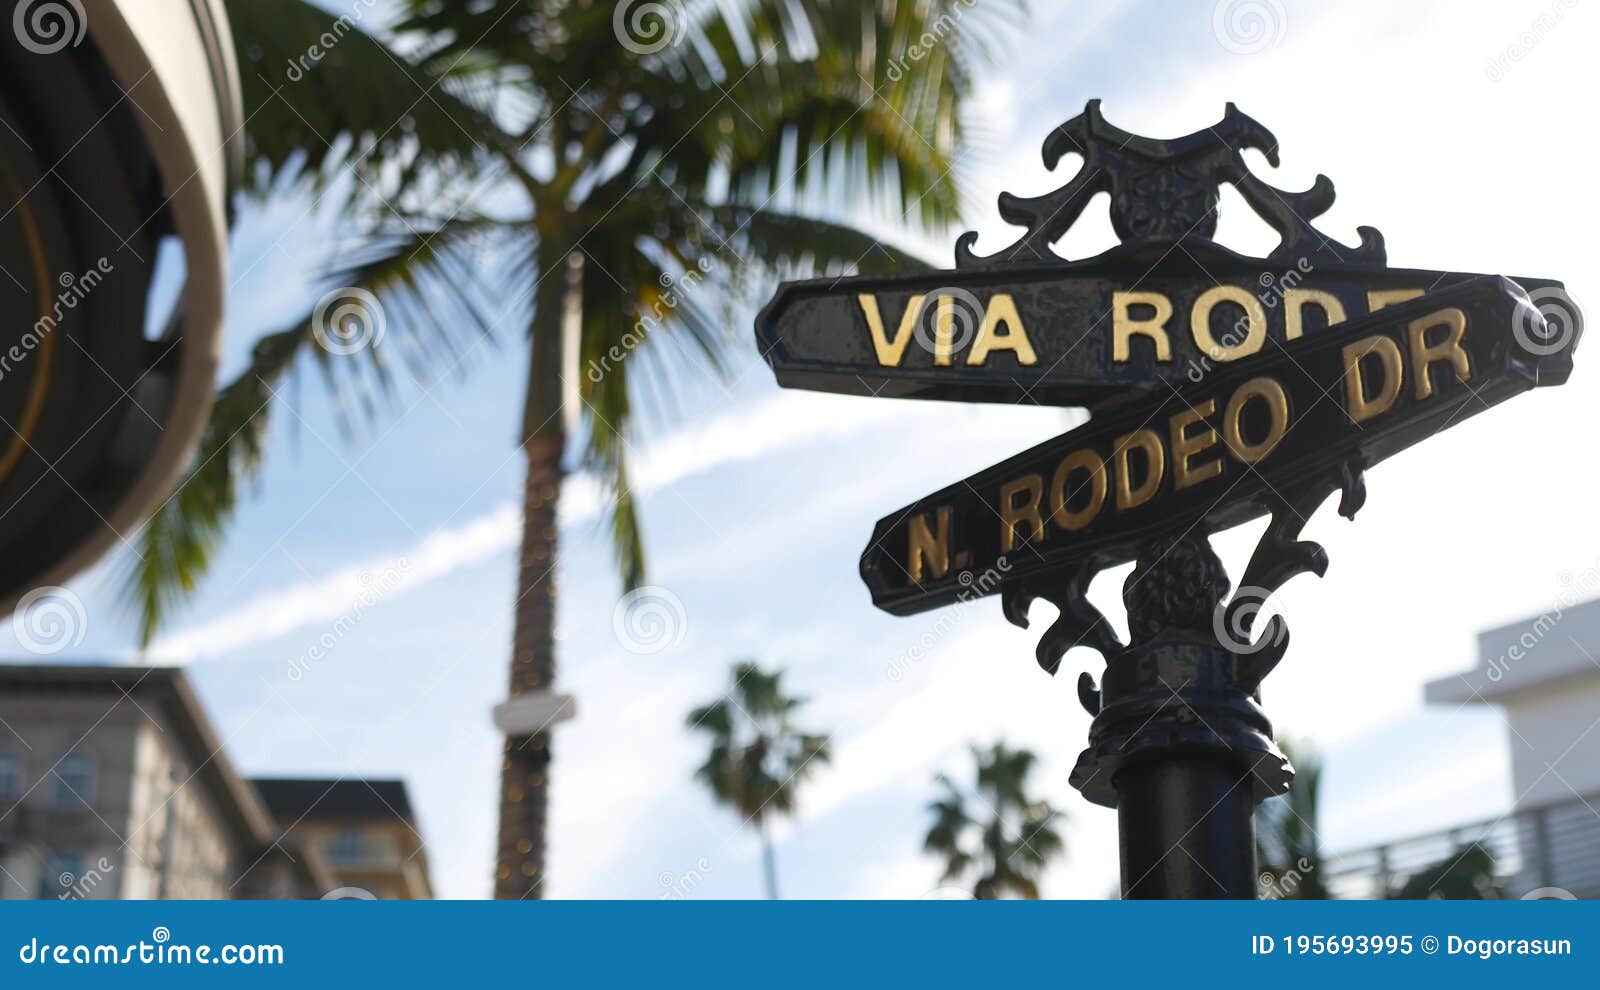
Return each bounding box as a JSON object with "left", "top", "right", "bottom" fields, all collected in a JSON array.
[
  {"left": 927, "top": 741, "right": 1063, "bottom": 898},
  {"left": 226, "top": 0, "right": 518, "bottom": 194},
  {"left": 565, "top": 197, "right": 930, "bottom": 587},
  {"left": 687, "top": 202, "right": 935, "bottom": 279},
  {"left": 123, "top": 332, "right": 286, "bottom": 646},
  {"left": 126, "top": 218, "right": 499, "bottom": 644},
  {"left": 688, "top": 661, "right": 829, "bottom": 831},
  {"left": 924, "top": 776, "right": 974, "bottom": 863},
  {"left": 686, "top": 698, "right": 734, "bottom": 736},
  {"left": 659, "top": 0, "right": 1027, "bottom": 228}
]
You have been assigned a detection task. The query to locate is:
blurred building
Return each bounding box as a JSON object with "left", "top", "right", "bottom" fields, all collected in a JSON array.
[
  {"left": 1324, "top": 599, "right": 1600, "bottom": 898},
  {"left": 0, "top": 663, "right": 429, "bottom": 899},
  {"left": 0, "top": 664, "right": 326, "bottom": 899},
  {"left": 252, "top": 778, "right": 434, "bottom": 900},
  {"left": 1424, "top": 598, "right": 1600, "bottom": 806}
]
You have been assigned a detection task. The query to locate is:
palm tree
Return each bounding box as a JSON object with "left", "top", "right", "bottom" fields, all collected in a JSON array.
[
  {"left": 1255, "top": 738, "right": 1330, "bottom": 899},
  {"left": 1387, "top": 843, "right": 1502, "bottom": 900},
  {"left": 130, "top": 1, "right": 1023, "bottom": 897},
  {"left": 686, "top": 661, "right": 830, "bottom": 899},
  {"left": 1256, "top": 742, "right": 1502, "bottom": 900},
  {"left": 924, "top": 741, "right": 1063, "bottom": 899}
]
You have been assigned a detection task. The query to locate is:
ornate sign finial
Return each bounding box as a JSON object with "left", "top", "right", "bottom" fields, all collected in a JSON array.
[{"left": 956, "top": 100, "right": 1385, "bottom": 268}]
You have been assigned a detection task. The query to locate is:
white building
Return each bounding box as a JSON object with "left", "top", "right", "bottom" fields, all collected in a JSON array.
[
  {"left": 1425, "top": 598, "right": 1600, "bottom": 806},
  {"left": 1409, "top": 598, "right": 1600, "bottom": 897},
  {"left": 0, "top": 665, "right": 328, "bottom": 899}
]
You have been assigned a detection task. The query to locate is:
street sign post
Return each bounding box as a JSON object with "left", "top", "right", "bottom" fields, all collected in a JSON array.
[{"left": 754, "top": 101, "right": 1580, "bottom": 899}]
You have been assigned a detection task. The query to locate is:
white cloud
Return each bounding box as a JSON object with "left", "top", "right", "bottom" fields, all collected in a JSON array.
[
  {"left": 151, "top": 390, "right": 929, "bottom": 663},
  {"left": 561, "top": 389, "right": 924, "bottom": 520},
  {"left": 148, "top": 503, "right": 520, "bottom": 663}
]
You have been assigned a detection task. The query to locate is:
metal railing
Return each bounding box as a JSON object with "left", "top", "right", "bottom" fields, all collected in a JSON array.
[{"left": 1323, "top": 791, "right": 1600, "bottom": 899}]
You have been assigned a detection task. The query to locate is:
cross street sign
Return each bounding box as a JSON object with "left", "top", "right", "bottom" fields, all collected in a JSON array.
[
  {"left": 753, "top": 99, "right": 1579, "bottom": 898},
  {"left": 858, "top": 277, "right": 1572, "bottom": 616},
  {"left": 757, "top": 245, "right": 1562, "bottom": 408}
]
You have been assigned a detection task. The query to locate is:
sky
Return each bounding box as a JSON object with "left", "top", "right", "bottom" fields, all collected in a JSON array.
[{"left": 6, "top": 0, "right": 1600, "bottom": 899}]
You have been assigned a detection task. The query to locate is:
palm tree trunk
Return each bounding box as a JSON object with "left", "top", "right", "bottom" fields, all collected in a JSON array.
[
  {"left": 760, "top": 818, "right": 779, "bottom": 900},
  {"left": 493, "top": 236, "right": 571, "bottom": 899}
]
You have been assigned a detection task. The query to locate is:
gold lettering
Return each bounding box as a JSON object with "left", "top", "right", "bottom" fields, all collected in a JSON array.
[
  {"left": 1112, "top": 291, "right": 1173, "bottom": 363},
  {"left": 1171, "top": 400, "right": 1222, "bottom": 490},
  {"left": 1283, "top": 288, "right": 1347, "bottom": 340},
  {"left": 1191, "top": 285, "right": 1267, "bottom": 361},
  {"left": 998, "top": 474, "right": 1046, "bottom": 553},
  {"left": 907, "top": 506, "right": 951, "bottom": 583},
  {"left": 1409, "top": 307, "right": 1470, "bottom": 399},
  {"left": 967, "top": 294, "right": 1038, "bottom": 366},
  {"left": 1049, "top": 449, "right": 1107, "bottom": 532},
  {"left": 1366, "top": 288, "right": 1424, "bottom": 312},
  {"left": 933, "top": 295, "right": 958, "bottom": 366},
  {"left": 1222, "top": 377, "right": 1290, "bottom": 464},
  {"left": 1112, "top": 429, "right": 1165, "bottom": 510},
  {"left": 858, "top": 293, "right": 923, "bottom": 367},
  {"left": 1341, "top": 335, "right": 1404, "bottom": 424}
]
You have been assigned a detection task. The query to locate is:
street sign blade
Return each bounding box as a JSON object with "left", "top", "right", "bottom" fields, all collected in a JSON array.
[
  {"left": 757, "top": 239, "right": 1563, "bottom": 408},
  {"left": 859, "top": 276, "right": 1574, "bottom": 616}
]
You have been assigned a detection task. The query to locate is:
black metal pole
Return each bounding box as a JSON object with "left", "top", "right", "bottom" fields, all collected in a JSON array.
[
  {"left": 1116, "top": 752, "right": 1257, "bottom": 899},
  {"left": 1067, "top": 532, "right": 1294, "bottom": 900}
]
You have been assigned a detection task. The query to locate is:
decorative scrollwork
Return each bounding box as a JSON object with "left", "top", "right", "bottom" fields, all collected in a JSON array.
[
  {"left": 1219, "top": 461, "right": 1367, "bottom": 692},
  {"left": 1001, "top": 462, "right": 1367, "bottom": 716},
  {"left": 1001, "top": 559, "right": 1121, "bottom": 677},
  {"left": 956, "top": 100, "right": 1386, "bottom": 269}
]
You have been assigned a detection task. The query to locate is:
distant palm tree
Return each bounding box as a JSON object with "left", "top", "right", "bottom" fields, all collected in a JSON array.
[
  {"left": 687, "top": 661, "right": 830, "bottom": 899},
  {"left": 1387, "top": 843, "right": 1502, "bottom": 900},
  {"left": 1256, "top": 742, "right": 1501, "bottom": 900},
  {"left": 1255, "top": 738, "right": 1330, "bottom": 899},
  {"left": 924, "top": 742, "right": 1063, "bottom": 899},
  {"left": 135, "top": 0, "right": 1024, "bottom": 897}
]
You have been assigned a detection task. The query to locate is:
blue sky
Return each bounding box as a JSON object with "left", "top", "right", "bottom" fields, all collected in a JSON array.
[{"left": 6, "top": 0, "right": 1600, "bottom": 898}]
